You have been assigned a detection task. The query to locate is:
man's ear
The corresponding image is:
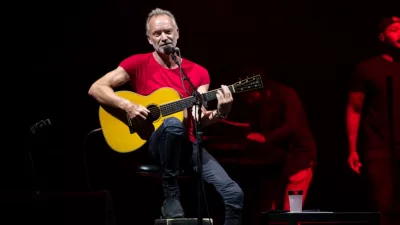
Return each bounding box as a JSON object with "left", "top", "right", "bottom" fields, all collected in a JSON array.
[
  {"left": 147, "top": 35, "right": 153, "bottom": 45},
  {"left": 176, "top": 28, "right": 179, "bottom": 40}
]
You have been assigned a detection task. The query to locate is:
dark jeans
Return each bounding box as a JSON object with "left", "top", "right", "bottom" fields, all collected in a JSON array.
[
  {"left": 364, "top": 148, "right": 400, "bottom": 225},
  {"left": 148, "top": 117, "right": 243, "bottom": 224}
]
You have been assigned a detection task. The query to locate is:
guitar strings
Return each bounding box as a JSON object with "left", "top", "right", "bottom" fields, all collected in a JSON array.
[
  {"left": 156, "top": 86, "right": 235, "bottom": 116},
  {"left": 153, "top": 77, "right": 256, "bottom": 116},
  {"left": 149, "top": 79, "right": 260, "bottom": 118}
]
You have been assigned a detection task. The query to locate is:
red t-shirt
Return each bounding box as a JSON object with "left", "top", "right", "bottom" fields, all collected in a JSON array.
[{"left": 119, "top": 52, "right": 210, "bottom": 142}]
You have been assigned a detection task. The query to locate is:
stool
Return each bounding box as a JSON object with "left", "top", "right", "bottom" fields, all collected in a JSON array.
[
  {"left": 134, "top": 162, "right": 194, "bottom": 214},
  {"left": 135, "top": 164, "right": 213, "bottom": 224},
  {"left": 135, "top": 163, "right": 195, "bottom": 178},
  {"left": 84, "top": 128, "right": 213, "bottom": 223},
  {"left": 154, "top": 218, "right": 213, "bottom": 225},
  {"left": 260, "top": 210, "right": 380, "bottom": 225}
]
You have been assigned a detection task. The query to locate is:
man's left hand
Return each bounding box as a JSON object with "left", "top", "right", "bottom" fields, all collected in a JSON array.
[{"left": 216, "top": 85, "right": 233, "bottom": 115}]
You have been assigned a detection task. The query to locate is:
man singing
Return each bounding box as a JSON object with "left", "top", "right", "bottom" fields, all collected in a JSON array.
[{"left": 88, "top": 8, "right": 243, "bottom": 225}]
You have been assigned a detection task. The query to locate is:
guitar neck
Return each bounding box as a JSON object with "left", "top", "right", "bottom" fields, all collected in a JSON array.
[{"left": 160, "top": 85, "right": 235, "bottom": 117}]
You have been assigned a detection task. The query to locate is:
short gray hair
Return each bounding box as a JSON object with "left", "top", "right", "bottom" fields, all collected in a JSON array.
[{"left": 146, "top": 8, "right": 178, "bottom": 35}]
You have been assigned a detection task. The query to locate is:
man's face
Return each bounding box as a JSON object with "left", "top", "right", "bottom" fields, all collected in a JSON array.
[
  {"left": 147, "top": 15, "right": 179, "bottom": 54},
  {"left": 379, "top": 17, "right": 400, "bottom": 49}
]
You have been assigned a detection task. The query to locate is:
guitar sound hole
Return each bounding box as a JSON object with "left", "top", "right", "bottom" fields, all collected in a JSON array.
[{"left": 147, "top": 105, "right": 161, "bottom": 122}]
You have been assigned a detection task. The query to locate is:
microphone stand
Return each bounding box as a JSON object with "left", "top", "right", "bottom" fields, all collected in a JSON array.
[
  {"left": 386, "top": 75, "right": 397, "bottom": 204},
  {"left": 170, "top": 53, "right": 205, "bottom": 225}
]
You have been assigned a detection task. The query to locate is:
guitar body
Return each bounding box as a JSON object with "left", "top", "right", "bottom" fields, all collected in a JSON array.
[{"left": 99, "top": 87, "right": 184, "bottom": 153}]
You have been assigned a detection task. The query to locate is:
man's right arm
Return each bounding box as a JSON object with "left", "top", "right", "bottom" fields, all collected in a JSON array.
[
  {"left": 88, "top": 66, "right": 132, "bottom": 111},
  {"left": 346, "top": 91, "right": 365, "bottom": 153}
]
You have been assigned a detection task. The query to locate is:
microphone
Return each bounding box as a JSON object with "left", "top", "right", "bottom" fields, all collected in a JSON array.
[{"left": 164, "top": 46, "right": 179, "bottom": 55}]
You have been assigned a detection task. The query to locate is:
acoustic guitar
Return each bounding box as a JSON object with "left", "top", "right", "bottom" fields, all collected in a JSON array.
[{"left": 98, "top": 74, "right": 263, "bottom": 153}]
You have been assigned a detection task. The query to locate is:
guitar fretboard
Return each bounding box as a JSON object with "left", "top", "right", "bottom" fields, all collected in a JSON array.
[{"left": 159, "top": 85, "right": 235, "bottom": 116}]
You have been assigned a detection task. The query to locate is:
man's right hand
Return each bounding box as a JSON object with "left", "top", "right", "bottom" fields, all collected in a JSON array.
[
  {"left": 124, "top": 102, "right": 150, "bottom": 123},
  {"left": 123, "top": 102, "right": 154, "bottom": 139},
  {"left": 348, "top": 151, "right": 362, "bottom": 174}
]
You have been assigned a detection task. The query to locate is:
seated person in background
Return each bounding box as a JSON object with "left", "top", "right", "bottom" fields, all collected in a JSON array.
[{"left": 243, "top": 72, "right": 317, "bottom": 213}]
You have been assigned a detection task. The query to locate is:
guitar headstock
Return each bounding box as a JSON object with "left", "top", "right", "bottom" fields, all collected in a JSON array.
[{"left": 232, "top": 74, "right": 263, "bottom": 93}]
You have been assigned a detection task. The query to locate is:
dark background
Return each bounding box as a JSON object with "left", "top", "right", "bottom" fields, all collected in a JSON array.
[{"left": 3, "top": 0, "right": 400, "bottom": 224}]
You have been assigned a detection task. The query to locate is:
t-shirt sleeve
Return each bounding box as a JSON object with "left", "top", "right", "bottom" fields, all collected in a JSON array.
[
  {"left": 349, "top": 62, "right": 368, "bottom": 93},
  {"left": 119, "top": 54, "right": 146, "bottom": 77},
  {"left": 199, "top": 66, "right": 210, "bottom": 86}
]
